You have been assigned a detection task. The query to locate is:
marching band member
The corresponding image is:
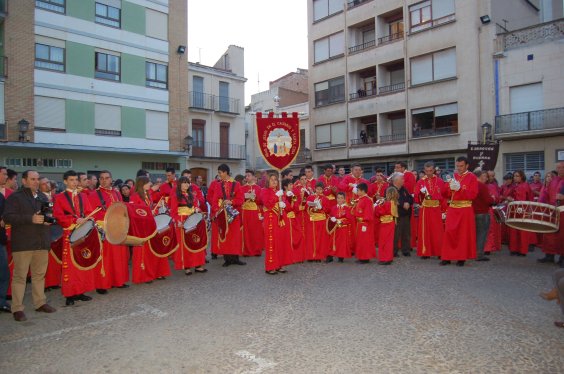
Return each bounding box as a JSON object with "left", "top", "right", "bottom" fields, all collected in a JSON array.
[
  {"left": 499, "top": 173, "right": 515, "bottom": 245},
  {"left": 538, "top": 163, "right": 564, "bottom": 264},
  {"left": 484, "top": 172, "right": 502, "bottom": 254},
  {"left": 369, "top": 169, "right": 388, "bottom": 247},
  {"left": 414, "top": 162, "right": 446, "bottom": 259},
  {"left": 507, "top": 170, "right": 537, "bottom": 257},
  {"left": 375, "top": 187, "right": 399, "bottom": 265},
  {"left": 282, "top": 179, "right": 302, "bottom": 264},
  {"left": 305, "top": 182, "right": 330, "bottom": 262},
  {"left": 318, "top": 165, "right": 339, "bottom": 209},
  {"left": 170, "top": 176, "right": 207, "bottom": 276},
  {"left": 157, "top": 167, "right": 177, "bottom": 202},
  {"left": 130, "top": 176, "right": 171, "bottom": 283},
  {"left": 327, "top": 192, "right": 352, "bottom": 262},
  {"left": 88, "top": 170, "right": 130, "bottom": 292},
  {"left": 52, "top": 170, "right": 96, "bottom": 306},
  {"left": 440, "top": 157, "right": 479, "bottom": 267},
  {"left": 241, "top": 170, "right": 264, "bottom": 257},
  {"left": 304, "top": 165, "right": 317, "bottom": 192},
  {"left": 209, "top": 164, "right": 245, "bottom": 267},
  {"left": 339, "top": 163, "right": 369, "bottom": 205},
  {"left": 262, "top": 174, "right": 292, "bottom": 275},
  {"left": 350, "top": 183, "right": 376, "bottom": 263},
  {"left": 77, "top": 172, "right": 89, "bottom": 196},
  {"left": 207, "top": 176, "right": 221, "bottom": 260},
  {"left": 291, "top": 174, "right": 309, "bottom": 263}
]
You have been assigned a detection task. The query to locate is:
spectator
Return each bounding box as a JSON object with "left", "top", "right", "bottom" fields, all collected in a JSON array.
[
  {"left": 0, "top": 191, "right": 10, "bottom": 313},
  {"left": 6, "top": 169, "right": 18, "bottom": 190},
  {"left": 390, "top": 172, "right": 413, "bottom": 257},
  {"left": 360, "top": 130, "right": 368, "bottom": 144},
  {"left": 474, "top": 170, "right": 494, "bottom": 261},
  {"left": 529, "top": 171, "right": 542, "bottom": 201},
  {"left": 120, "top": 184, "right": 131, "bottom": 203}
]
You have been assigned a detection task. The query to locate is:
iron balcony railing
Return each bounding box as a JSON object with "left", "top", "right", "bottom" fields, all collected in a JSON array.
[
  {"left": 350, "top": 137, "right": 377, "bottom": 146},
  {"left": 379, "top": 82, "right": 405, "bottom": 95},
  {"left": 349, "top": 87, "right": 377, "bottom": 100},
  {"left": 348, "top": 39, "right": 376, "bottom": 54},
  {"left": 412, "top": 126, "right": 456, "bottom": 138},
  {"left": 380, "top": 133, "right": 406, "bottom": 143},
  {"left": 189, "top": 92, "right": 240, "bottom": 114},
  {"left": 294, "top": 148, "right": 312, "bottom": 164},
  {"left": 378, "top": 32, "right": 404, "bottom": 45},
  {"left": 347, "top": 0, "right": 371, "bottom": 9},
  {"left": 191, "top": 142, "right": 246, "bottom": 160},
  {"left": 495, "top": 107, "right": 564, "bottom": 134}
]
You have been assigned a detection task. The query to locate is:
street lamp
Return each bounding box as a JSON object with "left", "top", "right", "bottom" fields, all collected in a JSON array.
[
  {"left": 481, "top": 122, "right": 492, "bottom": 144},
  {"left": 18, "top": 119, "right": 29, "bottom": 142},
  {"left": 183, "top": 135, "right": 193, "bottom": 153}
]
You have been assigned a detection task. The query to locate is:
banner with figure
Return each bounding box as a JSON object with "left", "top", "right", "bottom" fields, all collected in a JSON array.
[
  {"left": 256, "top": 112, "right": 300, "bottom": 171},
  {"left": 467, "top": 141, "right": 500, "bottom": 171}
]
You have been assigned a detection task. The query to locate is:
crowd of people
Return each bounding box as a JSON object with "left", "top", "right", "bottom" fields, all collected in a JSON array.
[{"left": 0, "top": 159, "right": 562, "bottom": 326}]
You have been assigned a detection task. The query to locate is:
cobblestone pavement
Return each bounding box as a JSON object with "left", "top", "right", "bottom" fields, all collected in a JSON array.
[{"left": 1, "top": 249, "right": 563, "bottom": 374}]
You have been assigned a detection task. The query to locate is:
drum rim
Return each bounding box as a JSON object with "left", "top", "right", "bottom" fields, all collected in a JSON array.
[
  {"left": 507, "top": 201, "right": 557, "bottom": 210},
  {"left": 69, "top": 220, "right": 95, "bottom": 242}
]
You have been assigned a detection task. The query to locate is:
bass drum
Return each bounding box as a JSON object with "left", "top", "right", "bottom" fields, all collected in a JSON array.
[{"left": 104, "top": 202, "right": 157, "bottom": 246}]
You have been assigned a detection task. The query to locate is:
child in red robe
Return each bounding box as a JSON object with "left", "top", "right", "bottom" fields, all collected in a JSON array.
[
  {"left": 375, "top": 187, "right": 399, "bottom": 265},
  {"left": 350, "top": 183, "right": 376, "bottom": 263},
  {"left": 327, "top": 192, "right": 353, "bottom": 262}
]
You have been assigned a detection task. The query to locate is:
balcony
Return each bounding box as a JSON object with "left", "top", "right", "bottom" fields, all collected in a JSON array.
[
  {"left": 350, "top": 137, "right": 377, "bottom": 147},
  {"left": 380, "top": 133, "right": 406, "bottom": 143},
  {"left": 294, "top": 148, "right": 312, "bottom": 165},
  {"left": 0, "top": 56, "right": 6, "bottom": 79},
  {"left": 495, "top": 107, "right": 564, "bottom": 137},
  {"left": 0, "top": 123, "right": 6, "bottom": 140},
  {"left": 188, "top": 91, "right": 240, "bottom": 114},
  {"left": 412, "top": 126, "right": 456, "bottom": 138},
  {"left": 191, "top": 142, "right": 246, "bottom": 160},
  {"left": 349, "top": 87, "right": 377, "bottom": 100},
  {"left": 378, "top": 32, "right": 403, "bottom": 45},
  {"left": 348, "top": 39, "right": 376, "bottom": 54},
  {"left": 347, "top": 0, "right": 372, "bottom": 10},
  {"left": 379, "top": 82, "right": 405, "bottom": 95},
  {"left": 496, "top": 19, "right": 564, "bottom": 52}
]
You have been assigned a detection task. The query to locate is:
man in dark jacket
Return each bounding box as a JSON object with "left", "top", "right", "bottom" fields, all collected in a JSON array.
[
  {"left": 4, "top": 170, "right": 56, "bottom": 321},
  {"left": 0, "top": 192, "right": 11, "bottom": 312},
  {"left": 391, "top": 172, "right": 414, "bottom": 257}
]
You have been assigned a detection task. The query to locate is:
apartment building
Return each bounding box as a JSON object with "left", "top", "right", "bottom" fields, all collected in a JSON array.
[
  {"left": 307, "top": 0, "right": 562, "bottom": 177},
  {"left": 246, "top": 69, "right": 311, "bottom": 172},
  {"left": 0, "top": 0, "right": 188, "bottom": 180},
  {"left": 187, "top": 45, "right": 247, "bottom": 184}
]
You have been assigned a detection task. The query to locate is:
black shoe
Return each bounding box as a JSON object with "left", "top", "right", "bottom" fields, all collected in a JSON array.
[
  {"left": 205, "top": 259, "right": 210, "bottom": 264},
  {"left": 156, "top": 276, "right": 166, "bottom": 280},
  {"left": 379, "top": 261, "right": 392, "bottom": 265},
  {"left": 195, "top": 268, "right": 208, "bottom": 273},
  {"left": 338, "top": 258, "right": 344, "bottom": 263},
  {"left": 96, "top": 289, "right": 108, "bottom": 295},
  {"left": 75, "top": 294, "right": 92, "bottom": 302},
  {"left": 306, "top": 260, "right": 315, "bottom": 263},
  {"left": 265, "top": 270, "right": 277, "bottom": 275},
  {"left": 402, "top": 252, "right": 411, "bottom": 257},
  {"left": 234, "top": 260, "right": 246, "bottom": 266},
  {"left": 516, "top": 253, "right": 526, "bottom": 257},
  {"left": 277, "top": 268, "right": 288, "bottom": 273},
  {"left": 528, "top": 245, "right": 535, "bottom": 253},
  {"left": 456, "top": 261, "right": 465, "bottom": 267},
  {"left": 211, "top": 254, "right": 218, "bottom": 260},
  {"left": 393, "top": 252, "right": 399, "bottom": 258},
  {"left": 510, "top": 252, "right": 518, "bottom": 256},
  {"left": 537, "top": 254, "right": 555, "bottom": 263},
  {"left": 440, "top": 260, "right": 451, "bottom": 266},
  {"left": 116, "top": 284, "right": 130, "bottom": 288},
  {"left": 325, "top": 256, "right": 334, "bottom": 263},
  {"left": 0, "top": 305, "right": 12, "bottom": 313},
  {"left": 65, "top": 297, "right": 75, "bottom": 306},
  {"left": 356, "top": 259, "right": 369, "bottom": 264},
  {"left": 421, "top": 256, "right": 430, "bottom": 260},
  {"left": 485, "top": 251, "right": 491, "bottom": 256},
  {"left": 222, "top": 262, "right": 231, "bottom": 267},
  {"left": 476, "top": 257, "right": 490, "bottom": 262}
]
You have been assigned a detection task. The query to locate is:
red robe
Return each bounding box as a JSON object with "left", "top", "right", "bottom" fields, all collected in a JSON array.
[
  {"left": 539, "top": 177, "right": 564, "bottom": 256},
  {"left": 403, "top": 172, "right": 418, "bottom": 249},
  {"left": 209, "top": 179, "right": 243, "bottom": 256},
  {"left": 351, "top": 195, "right": 376, "bottom": 261},
  {"left": 170, "top": 191, "right": 206, "bottom": 269},
  {"left": 291, "top": 184, "right": 309, "bottom": 263},
  {"left": 499, "top": 183, "right": 515, "bottom": 244},
  {"left": 129, "top": 192, "right": 171, "bottom": 283},
  {"left": 207, "top": 180, "right": 220, "bottom": 255},
  {"left": 328, "top": 204, "right": 352, "bottom": 259},
  {"left": 53, "top": 191, "right": 96, "bottom": 297},
  {"left": 508, "top": 182, "right": 538, "bottom": 255},
  {"left": 370, "top": 181, "right": 388, "bottom": 246},
  {"left": 305, "top": 193, "right": 330, "bottom": 260},
  {"left": 338, "top": 174, "right": 369, "bottom": 205},
  {"left": 318, "top": 175, "right": 339, "bottom": 209},
  {"left": 414, "top": 176, "right": 446, "bottom": 257},
  {"left": 285, "top": 192, "right": 303, "bottom": 262},
  {"left": 441, "top": 171, "right": 478, "bottom": 261},
  {"left": 240, "top": 184, "right": 264, "bottom": 256},
  {"left": 262, "top": 188, "right": 293, "bottom": 271},
  {"left": 484, "top": 182, "right": 502, "bottom": 252},
  {"left": 375, "top": 201, "right": 396, "bottom": 262}
]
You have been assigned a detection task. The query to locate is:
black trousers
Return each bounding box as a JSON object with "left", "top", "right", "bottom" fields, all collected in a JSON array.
[
  {"left": 394, "top": 215, "right": 411, "bottom": 255},
  {"left": 224, "top": 255, "right": 240, "bottom": 264}
]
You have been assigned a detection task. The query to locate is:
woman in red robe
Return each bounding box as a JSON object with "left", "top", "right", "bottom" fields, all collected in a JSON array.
[
  {"left": 291, "top": 174, "right": 309, "bottom": 263},
  {"left": 327, "top": 192, "right": 352, "bottom": 262},
  {"left": 305, "top": 182, "right": 330, "bottom": 262},
  {"left": 241, "top": 171, "right": 264, "bottom": 257},
  {"left": 170, "top": 176, "right": 207, "bottom": 275},
  {"left": 369, "top": 171, "right": 388, "bottom": 247},
  {"left": 375, "top": 187, "right": 399, "bottom": 265},
  {"left": 130, "top": 176, "right": 171, "bottom": 283},
  {"left": 507, "top": 170, "right": 537, "bottom": 256},
  {"left": 282, "top": 179, "right": 301, "bottom": 266},
  {"left": 350, "top": 183, "right": 376, "bottom": 263},
  {"left": 262, "top": 174, "right": 292, "bottom": 274},
  {"left": 484, "top": 181, "right": 502, "bottom": 254},
  {"left": 499, "top": 174, "right": 515, "bottom": 244}
]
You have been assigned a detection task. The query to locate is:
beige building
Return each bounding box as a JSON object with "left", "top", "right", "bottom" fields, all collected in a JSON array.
[
  {"left": 307, "top": 0, "right": 563, "bottom": 177},
  {"left": 188, "top": 45, "right": 247, "bottom": 184},
  {"left": 246, "top": 69, "right": 311, "bottom": 172}
]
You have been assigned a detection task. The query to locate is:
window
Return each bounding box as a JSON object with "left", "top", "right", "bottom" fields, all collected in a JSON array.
[
  {"left": 146, "top": 9, "right": 168, "bottom": 40},
  {"left": 146, "top": 62, "right": 167, "bottom": 89},
  {"left": 20, "top": 158, "right": 72, "bottom": 168},
  {"left": 315, "top": 76, "right": 345, "bottom": 106},
  {"left": 510, "top": 83, "right": 543, "bottom": 114},
  {"left": 415, "top": 158, "right": 455, "bottom": 175},
  {"left": 409, "top": 0, "right": 455, "bottom": 32},
  {"left": 95, "top": 2, "right": 121, "bottom": 28},
  {"left": 412, "top": 103, "right": 458, "bottom": 138},
  {"left": 316, "top": 122, "right": 346, "bottom": 148},
  {"left": 314, "top": 32, "right": 345, "bottom": 63},
  {"left": 35, "top": 43, "right": 65, "bottom": 72},
  {"left": 146, "top": 111, "right": 169, "bottom": 140},
  {"left": 192, "top": 120, "right": 205, "bottom": 157},
  {"left": 4, "top": 158, "right": 22, "bottom": 168},
  {"left": 36, "top": 0, "right": 65, "bottom": 13},
  {"left": 219, "top": 81, "right": 230, "bottom": 112},
  {"left": 35, "top": 96, "right": 65, "bottom": 131},
  {"left": 411, "top": 48, "right": 456, "bottom": 85},
  {"left": 95, "top": 104, "right": 121, "bottom": 136},
  {"left": 389, "top": 19, "right": 404, "bottom": 37},
  {"left": 142, "top": 162, "right": 180, "bottom": 171},
  {"left": 313, "top": 0, "right": 342, "bottom": 22},
  {"left": 504, "top": 152, "right": 544, "bottom": 177},
  {"left": 95, "top": 52, "right": 120, "bottom": 81}
]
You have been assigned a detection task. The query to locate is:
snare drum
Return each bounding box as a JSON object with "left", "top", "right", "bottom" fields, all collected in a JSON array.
[
  {"left": 183, "top": 212, "right": 203, "bottom": 233},
  {"left": 155, "top": 214, "right": 173, "bottom": 234},
  {"left": 505, "top": 201, "right": 560, "bottom": 233},
  {"left": 148, "top": 214, "right": 177, "bottom": 258},
  {"left": 68, "top": 220, "right": 102, "bottom": 270},
  {"left": 492, "top": 204, "right": 507, "bottom": 224}
]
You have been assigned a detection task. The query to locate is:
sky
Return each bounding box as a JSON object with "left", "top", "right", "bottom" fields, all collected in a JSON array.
[{"left": 187, "top": 0, "right": 309, "bottom": 105}]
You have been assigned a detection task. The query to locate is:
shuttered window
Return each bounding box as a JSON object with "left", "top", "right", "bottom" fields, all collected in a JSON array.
[
  {"left": 146, "top": 9, "right": 168, "bottom": 40},
  {"left": 411, "top": 48, "right": 456, "bottom": 85},
  {"left": 95, "top": 104, "right": 121, "bottom": 135},
  {"left": 35, "top": 96, "right": 65, "bottom": 130},
  {"left": 504, "top": 152, "right": 544, "bottom": 176},
  {"left": 146, "top": 110, "right": 168, "bottom": 140}
]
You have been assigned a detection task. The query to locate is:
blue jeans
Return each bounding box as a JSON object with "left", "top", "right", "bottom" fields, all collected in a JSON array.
[
  {"left": 475, "top": 214, "right": 490, "bottom": 258},
  {"left": 0, "top": 243, "right": 9, "bottom": 307}
]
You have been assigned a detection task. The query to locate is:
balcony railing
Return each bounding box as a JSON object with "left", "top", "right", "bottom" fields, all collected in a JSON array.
[
  {"left": 0, "top": 56, "right": 7, "bottom": 78},
  {"left": 380, "top": 133, "right": 406, "bottom": 143},
  {"left": 191, "top": 142, "right": 246, "bottom": 160},
  {"left": 379, "top": 82, "right": 405, "bottom": 95},
  {"left": 350, "top": 137, "right": 377, "bottom": 146},
  {"left": 188, "top": 91, "right": 240, "bottom": 114},
  {"left": 348, "top": 39, "right": 376, "bottom": 54},
  {"left": 95, "top": 129, "right": 121, "bottom": 136},
  {"left": 347, "top": 0, "right": 371, "bottom": 9},
  {"left": 412, "top": 126, "right": 456, "bottom": 138},
  {"left": 495, "top": 107, "right": 564, "bottom": 134},
  {"left": 0, "top": 123, "right": 6, "bottom": 140},
  {"left": 294, "top": 148, "right": 312, "bottom": 164},
  {"left": 410, "top": 14, "right": 456, "bottom": 33},
  {"left": 496, "top": 19, "right": 564, "bottom": 52},
  {"left": 378, "top": 32, "right": 404, "bottom": 45},
  {"left": 349, "top": 88, "right": 377, "bottom": 100}
]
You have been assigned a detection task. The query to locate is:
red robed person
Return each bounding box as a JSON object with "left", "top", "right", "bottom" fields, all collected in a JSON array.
[
  {"left": 157, "top": 167, "right": 178, "bottom": 203},
  {"left": 318, "top": 164, "right": 339, "bottom": 209},
  {"left": 339, "top": 163, "right": 369, "bottom": 205},
  {"left": 507, "top": 170, "right": 537, "bottom": 256},
  {"left": 327, "top": 192, "right": 353, "bottom": 262},
  {"left": 440, "top": 157, "right": 478, "bottom": 266},
  {"left": 53, "top": 170, "right": 97, "bottom": 306},
  {"left": 305, "top": 182, "right": 330, "bottom": 261},
  {"left": 209, "top": 164, "right": 246, "bottom": 267},
  {"left": 350, "top": 183, "right": 376, "bottom": 263},
  {"left": 369, "top": 169, "right": 389, "bottom": 245},
  {"left": 538, "top": 162, "right": 564, "bottom": 263},
  {"left": 88, "top": 170, "right": 130, "bottom": 292},
  {"left": 241, "top": 170, "right": 264, "bottom": 257}
]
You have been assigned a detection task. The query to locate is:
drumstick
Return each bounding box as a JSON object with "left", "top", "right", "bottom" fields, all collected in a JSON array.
[{"left": 84, "top": 207, "right": 102, "bottom": 221}]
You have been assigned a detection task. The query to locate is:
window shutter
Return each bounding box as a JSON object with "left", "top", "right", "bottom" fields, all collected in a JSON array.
[
  {"left": 146, "top": 110, "right": 169, "bottom": 140},
  {"left": 35, "top": 96, "right": 65, "bottom": 129},
  {"left": 95, "top": 104, "right": 121, "bottom": 131}
]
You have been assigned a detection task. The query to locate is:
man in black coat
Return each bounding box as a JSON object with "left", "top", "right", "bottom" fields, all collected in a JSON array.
[
  {"left": 391, "top": 172, "right": 414, "bottom": 257},
  {"left": 0, "top": 192, "right": 11, "bottom": 313}
]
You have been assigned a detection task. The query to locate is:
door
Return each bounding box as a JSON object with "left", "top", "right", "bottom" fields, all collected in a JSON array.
[
  {"left": 192, "top": 120, "right": 205, "bottom": 157},
  {"left": 219, "top": 81, "right": 229, "bottom": 112},
  {"left": 193, "top": 76, "right": 204, "bottom": 108},
  {"left": 190, "top": 167, "right": 208, "bottom": 187},
  {"left": 220, "top": 123, "right": 229, "bottom": 158}
]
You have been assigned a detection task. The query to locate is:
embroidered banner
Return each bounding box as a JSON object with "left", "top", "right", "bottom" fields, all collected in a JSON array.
[
  {"left": 256, "top": 112, "right": 300, "bottom": 171},
  {"left": 467, "top": 141, "right": 500, "bottom": 171}
]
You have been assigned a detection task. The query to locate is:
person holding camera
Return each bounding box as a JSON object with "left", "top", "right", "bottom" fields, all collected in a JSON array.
[{"left": 3, "top": 170, "right": 56, "bottom": 322}]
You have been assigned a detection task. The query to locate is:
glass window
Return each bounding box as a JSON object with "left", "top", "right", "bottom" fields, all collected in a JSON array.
[
  {"left": 95, "top": 52, "right": 120, "bottom": 81},
  {"left": 35, "top": 43, "right": 65, "bottom": 72},
  {"left": 36, "top": 0, "right": 65, "bottom": 14},
  {"left": 314, "top": 77, "right": 344, "bottom": 106},
  {"left": 410, "top": 0, "right": 455, "bottom": 32},
  {"left": 412, "top": 103, "right": 458, "bottom": 138},
  {"left": 146, "top": 62, "right": 168, "bottom": 89},
  {"left": 314, "top": 32, "right": 344, "bottom": 63},
  {"left": 316, "top": 122, "right": 346, "bottom": 148},
  {"left": 219, "top": 82, "right": 230, "bottom": 112},
  {"left": 313, "top": 0, "right": 342, "bottom": 22},
  {"left": 95, "top": 2, "right": 121, "bottom": 28},
  {"left": 411, "top": 48, "right": 456, "bottom": 85}
]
